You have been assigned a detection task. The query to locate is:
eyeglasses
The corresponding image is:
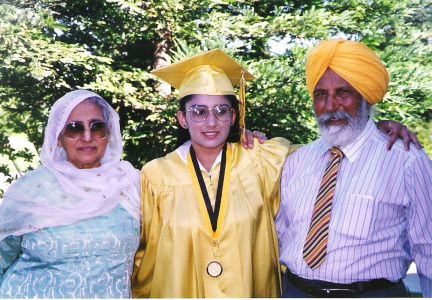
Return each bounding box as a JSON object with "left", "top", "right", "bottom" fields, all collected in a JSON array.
[
  {"left": 62, "top": 121, "right": 109, "bottom": 140},
  {"left": 186, "top": 105, "right": 233, "bottom": 122}
]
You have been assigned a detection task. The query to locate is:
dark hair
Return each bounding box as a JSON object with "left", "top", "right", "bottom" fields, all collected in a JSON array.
[{"left": 176, "top": 94, "right": 241, "bottom": 146}]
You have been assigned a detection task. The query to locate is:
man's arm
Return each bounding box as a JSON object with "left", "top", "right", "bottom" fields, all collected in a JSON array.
[
  {"left": 244, "top": 121, "right": 422, "bottom": 150},
  {"left": 405, "top": 152, "right": 432, "bottom": 297}
]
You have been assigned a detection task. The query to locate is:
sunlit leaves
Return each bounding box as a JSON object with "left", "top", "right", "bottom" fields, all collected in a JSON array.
[{"left": 0, "top": 0, "right": 431, "bottom": 196}]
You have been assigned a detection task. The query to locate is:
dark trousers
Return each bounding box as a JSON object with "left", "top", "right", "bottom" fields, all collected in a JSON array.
[{"left": 281, "top": 271, "right": 409, "bottom": 298}]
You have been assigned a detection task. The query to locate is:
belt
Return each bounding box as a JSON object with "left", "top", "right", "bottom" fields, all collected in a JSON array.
[{"left": 284, "top": 269, "right": 401, "bottom": 297}]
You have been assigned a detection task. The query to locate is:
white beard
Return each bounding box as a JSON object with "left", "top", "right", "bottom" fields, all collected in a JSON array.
[{"left": 317, "top": 100, "right": 370, "bottom": 147}]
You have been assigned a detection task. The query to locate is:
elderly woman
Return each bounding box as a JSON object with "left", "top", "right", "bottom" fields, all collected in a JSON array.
[{"left": 0, "top": 90, "right": 141, "bottom": 298}]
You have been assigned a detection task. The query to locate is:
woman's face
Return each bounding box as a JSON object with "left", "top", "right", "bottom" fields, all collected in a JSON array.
[
  {"left": 58, "top": 101, "right": 109, "bottom": 169},
  {"left": 177, "top": 95, "right": 236, "bottom": 153}
]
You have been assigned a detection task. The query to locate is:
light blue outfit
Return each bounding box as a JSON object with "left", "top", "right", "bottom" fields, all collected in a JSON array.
[{"left": 0, "top": 167, "right": 140, "bottom": 298}]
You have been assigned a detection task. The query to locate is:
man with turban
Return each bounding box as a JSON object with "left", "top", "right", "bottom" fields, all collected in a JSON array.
[{"left": 276, "top": 39, "right": 432, "bottom": 297}]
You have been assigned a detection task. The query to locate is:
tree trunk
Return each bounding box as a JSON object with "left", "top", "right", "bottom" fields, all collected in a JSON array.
[{"left": 153, "top": 31, "right": 173, "bottom": 97}]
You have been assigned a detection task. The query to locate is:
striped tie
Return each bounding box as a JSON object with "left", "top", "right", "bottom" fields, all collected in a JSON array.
[{"left": 303, "top": 147, "right": 344, "bottom": 270}]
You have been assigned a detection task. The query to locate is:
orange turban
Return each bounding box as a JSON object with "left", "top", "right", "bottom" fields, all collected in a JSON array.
[{"left": 306, "top": 39, "right": 389, "bottom": 105}]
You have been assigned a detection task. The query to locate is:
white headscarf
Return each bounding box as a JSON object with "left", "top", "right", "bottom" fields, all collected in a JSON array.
[{"left": 0, "top": 90, "right": 141, "bottom": 240}]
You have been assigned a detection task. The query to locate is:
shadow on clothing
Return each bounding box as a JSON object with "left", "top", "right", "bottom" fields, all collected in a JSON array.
[{"left": 403, "top": 273, "right": 423, "bottom": 297}]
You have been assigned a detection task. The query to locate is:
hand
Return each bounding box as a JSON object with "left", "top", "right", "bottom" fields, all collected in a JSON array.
[
  {"left": 242, "top": 129, "right": 268, "bottom": 149},
  {"left": 376, "top": 120, "right": 422, "bottom": 151}
]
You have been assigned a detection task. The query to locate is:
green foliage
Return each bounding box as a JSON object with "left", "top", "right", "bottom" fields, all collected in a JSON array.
[
  {"left": 248, "top": 47, "right": 316, "bottom": 142},
  {"left": 0, "top": 0, "right": 431, "bottom": 196}
]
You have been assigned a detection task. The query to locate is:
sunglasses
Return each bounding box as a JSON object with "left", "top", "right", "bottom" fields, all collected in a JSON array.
[
  {"left": 186, "top": 104, "right": 233, "bottom": 122},
  {"left": 62, "top": 120, "right": 109, "bottom": 140}
]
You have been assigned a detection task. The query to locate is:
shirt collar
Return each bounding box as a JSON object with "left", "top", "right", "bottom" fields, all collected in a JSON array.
[
  {"left": 317, "top": 119, "right": 376, "bottom": 163},
  {"left": 175, "top": 140, "right": 223, "bottom": 172}
]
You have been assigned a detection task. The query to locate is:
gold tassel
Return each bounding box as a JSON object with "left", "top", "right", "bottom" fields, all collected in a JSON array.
[{"left": 239, "top": 69, "right": 246, "bottom": 143}]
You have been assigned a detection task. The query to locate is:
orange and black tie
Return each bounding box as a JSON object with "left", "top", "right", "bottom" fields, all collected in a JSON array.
[{"left": 303, "top": 147, "right": 345, "bottom": 270}]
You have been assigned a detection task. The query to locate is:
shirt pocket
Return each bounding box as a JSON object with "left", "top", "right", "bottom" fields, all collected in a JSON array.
[{"left": 333, "top": 193, "right": 374, "bottom": 240}]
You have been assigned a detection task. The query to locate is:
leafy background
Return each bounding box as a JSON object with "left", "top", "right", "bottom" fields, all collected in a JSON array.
[{"left": 0, "top": 0, "right": 431, "bottom": 197}]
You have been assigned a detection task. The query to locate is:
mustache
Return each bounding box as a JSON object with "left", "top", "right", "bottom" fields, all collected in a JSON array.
[{"left": 317, "top": 111, "right": 353, "bottom": 127}]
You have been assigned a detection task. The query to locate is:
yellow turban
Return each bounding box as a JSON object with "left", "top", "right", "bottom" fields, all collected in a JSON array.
[{"left": 306, "top": 39, "right": 389, "bottom": 105}]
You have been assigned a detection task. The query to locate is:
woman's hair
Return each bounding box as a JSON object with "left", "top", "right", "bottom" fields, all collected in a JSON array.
[
  {"left": 82, "top": 96, "right": 111, "bottom": 129},
  {"left": 177, "top": 94, "right": 241, "bottom": 146}
]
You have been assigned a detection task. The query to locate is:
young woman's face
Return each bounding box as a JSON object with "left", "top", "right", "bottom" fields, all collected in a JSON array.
[
  {"left": 58, "top": 101, "right": 110, "bottom": 169},
  {"left": 177, "top": 95, "right": 236, "bottom": 153}
]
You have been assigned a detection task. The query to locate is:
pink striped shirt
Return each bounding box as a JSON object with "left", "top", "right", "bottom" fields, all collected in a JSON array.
[{"left": 276, "top": 120, "right": 432, "bottom": 297}]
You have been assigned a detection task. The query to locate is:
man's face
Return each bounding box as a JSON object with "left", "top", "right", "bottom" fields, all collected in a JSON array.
[
  {"left": 313, "top": 68, "right": 363, "bottom": 123},
  {"left": 313, "top": 68, "right": 369, "bottom": 146}
]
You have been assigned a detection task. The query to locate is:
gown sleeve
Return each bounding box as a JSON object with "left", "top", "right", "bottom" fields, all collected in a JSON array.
[
  {"left": 248, "top": 137, "right": 296, "bottom": 217},
  {"left": 0, "top": 236, "right": 21, "bottom": 282},
  {"left": 132, "top": 160, "right": 164, "bottom": 297}
]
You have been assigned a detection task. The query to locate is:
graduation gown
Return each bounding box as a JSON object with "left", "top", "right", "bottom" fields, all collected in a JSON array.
[{"left": 132, "top": 138, "right": 293, "bottom": 297}]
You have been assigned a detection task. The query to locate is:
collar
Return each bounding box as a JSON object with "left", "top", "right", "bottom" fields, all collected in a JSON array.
[
  {"left": 176, "top": 140, "right": 223, "bottom": 173},
  {"left": 318, "top": 119, "right": 376, "bottom": 163}
]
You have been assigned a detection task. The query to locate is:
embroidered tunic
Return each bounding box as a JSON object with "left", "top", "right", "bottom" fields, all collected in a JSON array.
[{"left": 0, "top": 168, "right": 140, "bottom": 298}]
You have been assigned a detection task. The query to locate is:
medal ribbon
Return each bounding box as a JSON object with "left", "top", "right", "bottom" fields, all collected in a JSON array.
[{"left": 187, "top": 144, "right": 232, "bottom": 240}]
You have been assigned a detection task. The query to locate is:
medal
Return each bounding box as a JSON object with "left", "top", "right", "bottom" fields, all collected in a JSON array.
[
  {"left": 206, "top": 260, "right": 223, "bottom": 277},
  {"left": 206, "top": 240, "right": 223, "bottom": 278}
]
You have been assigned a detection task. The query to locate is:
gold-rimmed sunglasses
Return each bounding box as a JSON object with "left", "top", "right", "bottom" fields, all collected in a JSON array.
[
  {"left": 62, "top": 120, "right": 109, "bottom": 140},
  {"left": 186, "top": 104, "right": 233, "bottom": 122}
]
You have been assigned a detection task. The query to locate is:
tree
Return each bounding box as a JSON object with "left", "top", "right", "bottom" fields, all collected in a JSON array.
[{"left": 1, "top": 0, "right": 431, "bottom": 197}]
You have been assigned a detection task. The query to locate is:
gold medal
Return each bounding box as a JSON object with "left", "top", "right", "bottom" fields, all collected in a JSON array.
[{"left": 206, "top": 260, "right": 223, "bottom": 277}]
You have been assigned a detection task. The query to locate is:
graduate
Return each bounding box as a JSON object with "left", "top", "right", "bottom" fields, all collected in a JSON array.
[{"left": 132, "top": 49, "right": 293, "bottom": 297}]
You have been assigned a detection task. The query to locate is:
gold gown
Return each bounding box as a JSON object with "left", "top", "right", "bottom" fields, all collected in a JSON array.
[{"left": 132, "top": 138, "right": 293, "bottom": 298}]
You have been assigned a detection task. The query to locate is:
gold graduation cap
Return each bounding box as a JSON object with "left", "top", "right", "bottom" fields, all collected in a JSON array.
[{"left": 151, "top": 48, "right": 255, "bottom": 142}]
